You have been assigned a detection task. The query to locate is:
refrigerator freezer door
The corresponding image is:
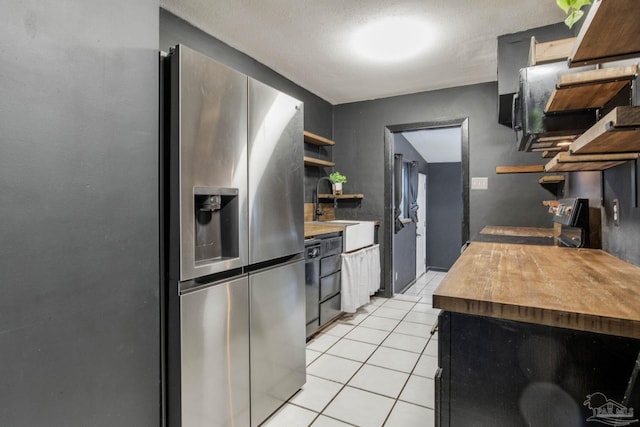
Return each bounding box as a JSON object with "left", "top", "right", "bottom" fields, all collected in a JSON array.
[
  {"left": 171, "top": 45, "right": 249, "bottom": 281},
  {"left": 180, "top": 275, "right": 250, "bottom": 427},
  {"left": 249, "top": 259, "right": 306, "bottom": 427},
  {"left": 248, "top": 78, "right": 304, "bottom": 265}
]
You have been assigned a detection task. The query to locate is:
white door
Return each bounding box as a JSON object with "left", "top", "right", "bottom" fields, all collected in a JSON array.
[{"left": 416, "top": 173, "right": 427, "bottom": 278}]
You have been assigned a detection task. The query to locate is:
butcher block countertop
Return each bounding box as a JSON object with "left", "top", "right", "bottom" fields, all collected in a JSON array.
[
  {"left": 304, "top": 222, "right": 346, "bottom": 239},
  {"left": 304, "top": 220, "right": 381, "bottom": 239},
  {"left": 433, "top": 242, "right": 640, "bottom": 339},
  {"left": 479, "top": 225, "right": 555, "bottom": 237}
]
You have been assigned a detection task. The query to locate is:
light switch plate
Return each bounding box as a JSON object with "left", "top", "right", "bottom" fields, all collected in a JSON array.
[{"left": 471, "top": 177, "right": 488, "bottom": 190}]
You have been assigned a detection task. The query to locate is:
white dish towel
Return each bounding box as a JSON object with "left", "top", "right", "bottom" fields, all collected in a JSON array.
[{"left": 340, "top": 244, "right": 380, "bottom": 313}]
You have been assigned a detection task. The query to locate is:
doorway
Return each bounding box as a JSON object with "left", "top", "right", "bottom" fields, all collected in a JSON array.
[
  {"left": 383, "top": 119, "right": 469, "bottom": 296},
  {"left": 416, "top": 172, "right": 427, "bottom": 278}
]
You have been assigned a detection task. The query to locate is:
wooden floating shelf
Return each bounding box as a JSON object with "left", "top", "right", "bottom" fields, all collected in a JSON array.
[
  {"left": 304, "top": 131, "right": 335, "bottom": 146},
  {"left": 495, "top": 165, "right": 545, "bottom": 174},
  {"left": 538, "top": 175, "right": 564, "bottom": 196},
  {"left": 545, "top": 152, "right": 639, "bottom": 172},
  {"left": 570, "top": 106, "right": 640, "bottom": 154},
  {"left": 538, "top": 174, "right": 565, "bottom": 196},
  {"left": 528, "top": 36, "right": 576, "bottom": 66},
  {"left": 569, "top": 0, "right": 640, "bottom": 67},
  {"left": 538, "top": 175, "right": 565, "bottom": 184},
  {"left": 304, "top": 156, "right": 335, "bottom": 167},
  {"left": 541, "top": 149, "right": 568, "bottom": 159},
  {"left": 530, "top": 135, "right": 575, "bottom": 154},
  {"left": 318, "top": 194, "right": 364, "bottom": 200},
  {"left": 545, "top": 65, "right": 638, "bottom": 113}
]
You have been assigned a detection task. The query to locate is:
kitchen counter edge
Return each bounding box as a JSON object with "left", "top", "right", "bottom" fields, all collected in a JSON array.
[{"left": 433, "top": 241, "right": 640, "bottom": 339}]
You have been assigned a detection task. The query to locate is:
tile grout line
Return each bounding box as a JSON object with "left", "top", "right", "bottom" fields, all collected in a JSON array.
[
  {"left": 292, "top": 276, "right": 443, "bottom": 426},
  {"left": 303, "top": 297, "right": 410, "bottom": 425},
  {"left": 300, "top": 300, "right": 385, "bottom": 425},
  {"left": 381, "top": 310, "right": 436, "bottom": 426},
  {"left": 316, "top": 297, "right": 430, "bottom": 425}
]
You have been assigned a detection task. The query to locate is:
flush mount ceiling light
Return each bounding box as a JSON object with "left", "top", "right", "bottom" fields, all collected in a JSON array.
[{"left": 351, "top": 17, "right": 432, "bottom": 62}]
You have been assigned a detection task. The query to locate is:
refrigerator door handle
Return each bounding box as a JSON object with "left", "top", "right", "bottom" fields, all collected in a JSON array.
[
  {"left": 245, "top": 253, "right": 305, "bottom": 275},
  {"left": 179, "top": 269, "right": 245, "bottom": 295}
]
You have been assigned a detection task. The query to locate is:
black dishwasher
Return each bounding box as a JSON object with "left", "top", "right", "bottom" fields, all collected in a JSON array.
[
  {"left": 305, "top": 233, "right": 343, "bottom": 339},
  {"left": 305, "top": 239, "right": 321, "bottom": 338},
  {"left": 319, "top": 234, "right": 342, "bottom": 327}
]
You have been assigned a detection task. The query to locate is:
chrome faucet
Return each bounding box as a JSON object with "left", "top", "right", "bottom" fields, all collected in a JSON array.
[{"left": 315, "top": 177, "right": 332, "bottom": 221}]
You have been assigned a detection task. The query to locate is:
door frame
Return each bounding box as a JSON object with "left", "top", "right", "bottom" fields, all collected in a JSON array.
[
  {"left": 382, "top": 118, "right": 469, "bottom": 297},
  {"left": 416, "top": 172, "right": 427, "bottom": 278}
]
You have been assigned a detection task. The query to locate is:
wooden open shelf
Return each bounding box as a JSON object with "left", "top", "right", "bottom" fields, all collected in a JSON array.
[
  {"left": 304, "top": 156, "right": 335, "bottom": 167},
  {"left": 495, "top": 165, "right": 545, "bottom": 174},
  {"left": 545, "top": 65, "right": 638, "bottom": 113},
  {"left": 539, "top": 174, "right": 565, "bottom": 195},
  {"left": 538, "top": 175, "right": 565, "bottom": 184},
  {"left": 570, "top": 106, "right": 640, "bottom": 154},
  {"left": 304, "top": 131, "right": 335, "bottom": 146},
  {"left": 569, "top": 0, "right": 640, "bottom": 67},
  {"left": 540, "top": 148, "right": 568, "bottom": 159},
  {"left": 545, "top": 152, "right": 639, "bottom": 172},
  {"left": 528, "top": 37, "right": 576, "bottom": 66},
  {"left": 318, "top": 193, "right": 364, "bottom": 200}
]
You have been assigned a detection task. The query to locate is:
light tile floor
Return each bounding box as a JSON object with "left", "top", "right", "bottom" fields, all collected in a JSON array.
[{"left": 262, "top": 270, "right": 446, "bottom": 427}]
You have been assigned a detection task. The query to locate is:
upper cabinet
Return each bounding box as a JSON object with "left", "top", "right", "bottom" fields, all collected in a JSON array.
[{"left": 568, "top": 0, "right": 640, "bottom": 67}]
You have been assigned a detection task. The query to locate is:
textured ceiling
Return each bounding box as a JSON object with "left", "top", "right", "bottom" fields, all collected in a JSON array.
[{"left": 160, "top": 0, "right": 566, "bottom": 105}]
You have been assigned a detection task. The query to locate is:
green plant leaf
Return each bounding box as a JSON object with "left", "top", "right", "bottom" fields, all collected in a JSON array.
[
  {"left": 329, "top": 171, "right": 347, "bottom": 183},
  {"left": 565, "top": 9, "right": 584, "bottom": 29},
  {"left": 556, "top": 0, "right": 571, "bottom": 14}
]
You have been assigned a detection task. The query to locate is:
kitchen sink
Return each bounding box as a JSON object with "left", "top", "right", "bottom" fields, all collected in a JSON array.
[{"left": 326, "top": 220, "right": 375, "bottom": 252}]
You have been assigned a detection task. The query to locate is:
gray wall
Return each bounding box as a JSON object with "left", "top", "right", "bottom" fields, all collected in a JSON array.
[
  {"left": 567, "top": 165, "right": 640, "bottom": 267},
  {"left": 333, "top": 82, "right": 552, "bottom": 292},
  {"left": 427, "top": 163, "right": 463, "bottom": 270},
  {"left": 0, "top": 1, "right": 160, "bottom": 426},
  {"left": 392, "top": 134, "right": 428, "bottom": 292},
  {"left": 602, "top": 162, "right": 640, "bottom": 265}
]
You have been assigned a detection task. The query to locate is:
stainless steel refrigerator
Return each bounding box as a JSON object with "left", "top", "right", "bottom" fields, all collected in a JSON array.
[{"left": 162, "top": 44, "right": 305, "bottom": 427}]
